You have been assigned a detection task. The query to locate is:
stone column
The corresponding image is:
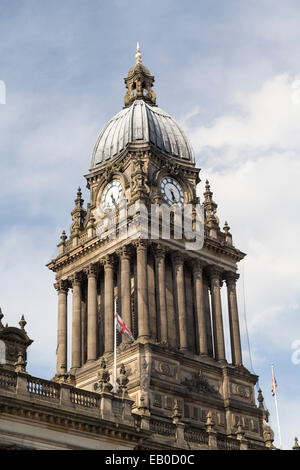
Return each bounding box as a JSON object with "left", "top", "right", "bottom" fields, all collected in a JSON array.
[
  {"left": 173, "top": 252, "right": 188, "bottom": 351},
  {"left": 209, "top": 267, "right": 226, "bottom": 362},
  {"left": 103, "top": 256, "right": 114, "bottom": 353},
  {"left": 225, "top": 272, "right": 242, "bottom": 366},
  {"left": 120, "top": 246, "right": 132, "bottom": 341},
  {"left": 192, "top": 260, "right": 208, "bottom": 355},
  {"left": 81, "top": 286, "right": 87, "bottom": 365},
  {"left": 71, "top": 273, "right": 82, "bottom": 370},
  {"left": 203, "top": 277, "right": 214, "bottom": 357},
  {"left": 135, "top": 240, "right": 150, "bottom": 339},
  {"left": 55, "top": 280, "right": 68, "bottom": 375},
  {"left": 86, "top": 264, "right": 98, "bottom": 361},
  {"left": 154, "top": 245, "right": 168, "bottom": 344}
]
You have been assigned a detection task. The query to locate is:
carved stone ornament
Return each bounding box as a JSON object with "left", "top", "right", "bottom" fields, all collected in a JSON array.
[
  {"left": 152, "top": 360, "right": 176, "bottom": 378},
  {"left": 181, "top": 371, "right": 221, "bottom": 397},
  {"left": 117, "top": 363, "right": 129, "bottom": 397},
  {"left": 231, "top": 383, "right": 252, "bottom": 400},
  {"left": 94, "top": 358, "right": 113, "bottom": 393}
]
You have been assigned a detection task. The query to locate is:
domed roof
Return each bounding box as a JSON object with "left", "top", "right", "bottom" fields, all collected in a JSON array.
[{"left": 90, "top": 99, "right": 194, "bottom": 169}]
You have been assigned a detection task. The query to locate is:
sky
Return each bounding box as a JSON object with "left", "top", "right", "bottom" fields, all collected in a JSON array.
[{"left": 0, "top": 0, "right": 299, "bottom": 450}]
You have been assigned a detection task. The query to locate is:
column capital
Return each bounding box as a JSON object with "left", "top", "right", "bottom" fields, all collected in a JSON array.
[
  {"left": 224, "top": 271, "right": 240, "bottom": 286},
  {"left": 153, "top": 243, "right": 168, "bottom": 260},
  {"left": 132, "top": 238, "right": 148, "bottom": 252},
  {"left": 101, "top": 254, "right": 116, "bottom": 269},
  {"left": 68, "top": 272, "right": 83, "bottom": 286},
  {"left": 116, "top": 244, "right": 133, "bottom": 259},
  {"left": 207, "top": 266, "right": 223, "bottom": 283},
  {"left": 191, "top": 258, "right": 205, "bottom": 274},
  {"left": 84, "top": 263, "right": 98, "bottom": 277},
  {"left": 172, "top": 250, "right": 185, "bottom": 267},
  {"left": 54, "top": 279, "right": 69, "bottom": 293}
]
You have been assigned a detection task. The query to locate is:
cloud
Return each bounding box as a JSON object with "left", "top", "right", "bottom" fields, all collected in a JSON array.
[
  {"left": 187, "top": 75, "right": 300, "bottom": 354},
  {"left": 189, "top": 73, "right": 300, "bottom": 157}
]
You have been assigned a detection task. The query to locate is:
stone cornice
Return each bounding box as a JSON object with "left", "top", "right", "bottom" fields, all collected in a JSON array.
[{"left": 47, "top": 229, "right": 245, "bottom": 274}]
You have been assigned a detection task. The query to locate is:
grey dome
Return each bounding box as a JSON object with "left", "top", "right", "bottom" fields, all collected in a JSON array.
[{"left": 90, "top": 100, "right": 194, "bottom": 169}]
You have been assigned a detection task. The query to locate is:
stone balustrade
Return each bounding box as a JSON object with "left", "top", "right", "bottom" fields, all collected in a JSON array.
[
  {"left": 0, "top": 369, "right": 17, "bottom": 391},
  {"left": 0, "top": 368, "right": 254, "bottom": 450},
  {"left": 27, "top": 377, "right": 60, "bottom": 399}
]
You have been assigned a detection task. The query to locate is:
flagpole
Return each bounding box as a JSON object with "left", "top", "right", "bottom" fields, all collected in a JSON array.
[
  {"left": 271, "top": 363, "right": 282, "bottom": 449},
  {"left": 114, "top": 299, "right": 117, "bottom": 394}
]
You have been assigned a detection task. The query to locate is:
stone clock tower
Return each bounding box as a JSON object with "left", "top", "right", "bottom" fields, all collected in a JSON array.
[{"left": 47, "top": 46, "right": 271, "bottom": 449}]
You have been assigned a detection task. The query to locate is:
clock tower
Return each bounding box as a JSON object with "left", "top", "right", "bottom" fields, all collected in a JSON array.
[{"left": 47, "top": 45, "right": 271, "bottom": 449}]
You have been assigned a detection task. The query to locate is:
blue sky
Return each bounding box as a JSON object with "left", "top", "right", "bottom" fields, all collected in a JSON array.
[{"left": 0, "top": 0, "right": 300, "bottom": 449}]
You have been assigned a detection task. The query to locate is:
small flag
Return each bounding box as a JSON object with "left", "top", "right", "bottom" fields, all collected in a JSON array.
[
  {"left": 272, "top": 374, "right": 277, "bottom": 396},
  {"left": 115, "top": 312, "right": 134, "bottom": 342}
]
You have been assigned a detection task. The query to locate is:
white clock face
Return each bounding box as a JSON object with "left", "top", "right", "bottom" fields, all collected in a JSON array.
[
  {"left": 101, "top": 180, "right": 123, "bottom": 211},
  {"left": 160, "top": 177, "right": 184, "bottom": 207}
]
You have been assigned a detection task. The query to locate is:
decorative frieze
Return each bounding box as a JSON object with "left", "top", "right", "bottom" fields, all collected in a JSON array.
[
  {"left": 152, "top": 360, "right": 177, "bottom": 379},
  {"left": 181, "top": 371, "right": 221, "bottom": 398}
]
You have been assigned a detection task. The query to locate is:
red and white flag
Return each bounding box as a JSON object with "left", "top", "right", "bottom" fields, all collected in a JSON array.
[
  {"left": 272, "top": 374, "right": 277, "bottom": 396},
  {"left": 115, "top": 312, "right": 134, "bottom": 342}
]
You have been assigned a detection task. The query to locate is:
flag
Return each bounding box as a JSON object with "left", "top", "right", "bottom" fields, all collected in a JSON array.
[
  {"left": 115, "top": 312, "right": 134, "bottom": 342},
  {"left": 272, "top": 374, "right": 277, "bottom": 396}
]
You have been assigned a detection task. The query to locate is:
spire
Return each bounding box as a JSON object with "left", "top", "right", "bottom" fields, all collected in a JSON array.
[
  {"left": 19, "top": 315, "right": 27, "bottom": 331},
  {"left": 70, "top": 186, "right": 86, "bottom": 236},
  {"left": 124, "top": 44, "right": 156, "bottom": 107},
  {"left": 203, "top": 179, "right": 219, "bottom": 234},
  {"left": 293, "top": 437, "right": 300, "bottom": 450},
  {"left": 136, "top": 42, "right": 142, "bottom": 64}
]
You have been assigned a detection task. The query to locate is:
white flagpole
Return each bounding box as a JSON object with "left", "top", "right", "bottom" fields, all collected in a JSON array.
[
  {"left": 113, "top": 299, "right": 117, "bottom": 394},
  {"left": 271, "top": 363, "right": 282, "bottom": 449}
]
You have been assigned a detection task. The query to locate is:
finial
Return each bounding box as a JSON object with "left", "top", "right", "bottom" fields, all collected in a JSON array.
[
  {"left": 205, "top": 411, "right": 215, "bottom": 433},
  {"left": 236, "top": 423, "right": 245, "bottom": 440},
  {"left": 19, "top": 315, "right": 27, "bottom": 330},
  {"left": 257, "top": 388, "right": 264, "bottom": 407},
  {"left": 223, "top": 221, "right": 230, "bottom": 233},
  {"left": 171, "top": 400, "right": 182, "bottom": 424},
  {"left": 60, "top": 230, "right": 67, "bottom": 243},
  {"left": 293, "top": 437, "right": 300, "bottom": 450},
  {"left": 15, "top": 351, "right": 27, "bottom": 373},
  {"left": 136, "top": 42, "right": 142, "bottom": 64},
  {"left": 0, "top": 307, "right": 3, "bottom": 326}
]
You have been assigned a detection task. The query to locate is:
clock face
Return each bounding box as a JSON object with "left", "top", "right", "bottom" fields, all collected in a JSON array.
[
  {"left": 101, "top": 180, "right": 123, "bottom": 211},
  {"left": 160, "top": 177, "right": 184, "bottom": 207}
]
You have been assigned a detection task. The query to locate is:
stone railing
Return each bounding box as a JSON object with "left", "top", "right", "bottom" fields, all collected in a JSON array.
[
  {"left": 150, "top": 418, "right": 176, "bottom": 437},
  {"left": 70, "top": 388, "right": 100, "bottom": 408},
  {"left": 185, "top": 427, "right": 208, "bottom": 445},
  {"left": 0, "top": 369, "right": 17, "bottom": 391},
  {"left": 27, "top": 377, "right": 60, "bottom": 399},
  {"left": 247, "top": 441, "right": 266, "bottom": 451},
  {"left": 217, "top": 434, "right": 240, "bottom": 450}
]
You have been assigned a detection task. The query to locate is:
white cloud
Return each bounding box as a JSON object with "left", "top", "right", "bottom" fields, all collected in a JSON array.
[{"left": 189, "top": 74, "right": 300, "bottom": 156}]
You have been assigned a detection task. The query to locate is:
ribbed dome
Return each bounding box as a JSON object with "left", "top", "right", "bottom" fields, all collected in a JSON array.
[{"left": 90, "top": 100, "right": 194, "bottom": 169}]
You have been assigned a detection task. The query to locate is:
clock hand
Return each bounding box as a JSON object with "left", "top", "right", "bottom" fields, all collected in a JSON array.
[
  {"left": 110, "top": 192, "right": 117, "bottom": 207},
  {"left": 170, "top": 188, "right": 177, "bottom": 203}
]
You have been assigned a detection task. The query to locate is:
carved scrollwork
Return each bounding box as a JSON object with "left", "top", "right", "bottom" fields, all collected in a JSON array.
[{"left": 181, "top": 371, "right": 221, "bottom": 397}]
